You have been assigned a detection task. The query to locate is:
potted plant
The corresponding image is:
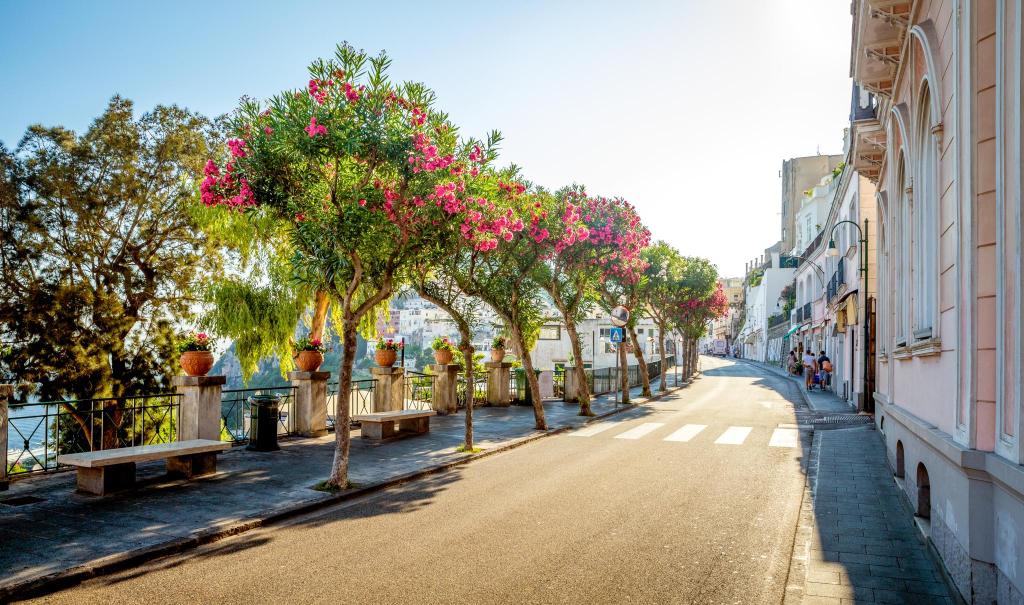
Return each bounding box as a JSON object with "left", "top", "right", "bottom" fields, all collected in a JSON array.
[
  {"left": 432, "top": 336, "right": 455, "bottom": 365},
  {"left": 294, "top": 336, "right": 326, "bottom": 372},
  {"left": 375, "top": 338, "right": 403, "bottom": 368},
  {"left": 490, "top": 335, "right": 507, "bottom": 362},
  {"left": 178, "top": 332, "right": 215, "bottom": 377}
]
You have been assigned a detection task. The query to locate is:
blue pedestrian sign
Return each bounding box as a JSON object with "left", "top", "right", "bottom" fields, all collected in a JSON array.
[{"left": 610, "top": 327, "right": 625, "bottom": 343}]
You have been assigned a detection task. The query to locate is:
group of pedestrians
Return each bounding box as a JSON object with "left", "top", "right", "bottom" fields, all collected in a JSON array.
[{"left": 787, "top": 348, "right": 831, "bottom": 392}]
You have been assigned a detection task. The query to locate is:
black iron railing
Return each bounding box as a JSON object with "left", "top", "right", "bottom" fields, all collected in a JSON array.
[
  {"left": 220, "top": 386, "right": 297, "bottom": 445},
  {"left": 552, "top": 368, "right": 565, "bottom": 399},
  {"left": 456, "top": 375, "right": 487, "bottom": 408},
  {"left": 6, "top": 393, "right": 180, "bottom": 476},
  {"left": 404, "top": 371, "right": 435, "bottom": 411},
  {"left": 326, "top": 379, "right": 375, "bottom": 429}
]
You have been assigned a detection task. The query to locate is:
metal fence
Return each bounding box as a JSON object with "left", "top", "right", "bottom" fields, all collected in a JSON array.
[
  {"left": 552, "top": 368, "right": 565, "bottom": 399},
  {"left": 219, "top": 386, "right": 297, "bottom": 445},
  {"left": 403, "top": 372, "right": 435, "bottom": 411},
  {"left": 5, "top": 393, "right": 180, "bottom": 476},
  {"left": 457, "top": 375, "right": 487, "bottom": 409},
  {"left": 326, "top": 379, "right": 375, "bottom": 429}
]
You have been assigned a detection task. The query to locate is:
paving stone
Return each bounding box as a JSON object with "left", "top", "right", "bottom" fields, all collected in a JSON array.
[
  {"left": 807, "top": 569, "right": 842, "bottom": 585},
  {"left": 839, "top": 552, "right": 900, "bottom": 567},
  {"left": 904, "top": 579, "right": 952, "bottom": 596}
]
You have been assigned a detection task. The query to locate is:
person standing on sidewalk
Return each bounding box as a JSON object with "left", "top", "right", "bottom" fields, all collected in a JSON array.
[
  {"left": 816, "top": 350, "right": 832, "bottom": 391},
  {"left": 802, "top": 350, "right": 817, "bottom": 391}
]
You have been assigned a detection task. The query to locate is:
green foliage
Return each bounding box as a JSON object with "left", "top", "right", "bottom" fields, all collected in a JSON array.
[
  {"left": 177, "top": 332, "right": 214, "bottom": 353},
  {"left": 203, "top": 277, "right": 306, "bottom": 380},
  {"left": 0, "top": 97, "right": 223, "bottom": 400},
  {"left": 431, "top": 336, "right": 456, "bottom": 352}
]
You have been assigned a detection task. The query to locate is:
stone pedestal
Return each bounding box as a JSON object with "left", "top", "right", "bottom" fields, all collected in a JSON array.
[
  {"left": 486, "top": 362, "right": 512, "bottom": 407},
  {"left": 371, "top": 366, "right": 404, "bottom": 412},
  {"left": 432, "top": 364, "right": 459, "bottom": 415},
  {"left": 288, "top": 371, "right": 330, "bottom": 437},
  {"left": 562, "top": 367, "right": 582, "bottom": 403},
  {"left": 538, "top": 371, "right": 554, "bottom": 399},
  {"left": 173, "top": 375, "right": 226, "bottom": 442},
  {"left": 0, "top": 384, "right": 12, "bottom": 490}
]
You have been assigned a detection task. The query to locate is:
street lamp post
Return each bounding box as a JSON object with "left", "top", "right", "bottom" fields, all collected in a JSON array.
[{"left": 826, "top": 218, "right": 871, "bottom": 412}]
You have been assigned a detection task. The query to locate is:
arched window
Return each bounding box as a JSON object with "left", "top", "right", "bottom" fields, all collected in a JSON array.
[
  {"left": 913, "top": 85, "right": 939, "bottom": 338},
  {"left": 916, "top": 462, "right": 931, "bottom": 518},
  {"left": 894, "top": 154, "right": 909, "bottom": 347},
  {"left": 878, "top": 215, "right": 888, "bottom": 352},
  {"left": 895, "top": 440, "right": 905, "bottom": 478}
]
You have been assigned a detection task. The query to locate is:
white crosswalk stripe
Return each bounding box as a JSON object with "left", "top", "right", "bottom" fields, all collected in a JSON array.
[
  {"left": 569, "top": 422, "right": 798, "bottom": 449},
  {"left": 613, "top": 422, "right": 665, "bottom": 440},
  {"left": 663, "top": 424, "right": 707, "bottom": 442},
  {"left": 769, "top": 427, "right": 799, "bottom": 448},
  {"left": 714, "top": 426, "right": 752, "bottom": 445},
  {"left": 570, "top": 421, "right": 623, "bottom": 437}
]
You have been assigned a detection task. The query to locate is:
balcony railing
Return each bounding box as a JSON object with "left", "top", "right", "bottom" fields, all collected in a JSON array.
[{"left": 827, "top": 257, "right": 846, "bottom": 302}]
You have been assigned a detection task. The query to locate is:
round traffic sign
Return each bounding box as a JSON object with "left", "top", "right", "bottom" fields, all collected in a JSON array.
[{"left": 610, "top": 305, "right": 630, "bottom": 327}]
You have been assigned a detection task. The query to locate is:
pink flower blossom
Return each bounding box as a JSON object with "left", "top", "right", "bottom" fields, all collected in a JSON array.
[{"left": 305, "top": 117, "right": 327, "bottom": 137}]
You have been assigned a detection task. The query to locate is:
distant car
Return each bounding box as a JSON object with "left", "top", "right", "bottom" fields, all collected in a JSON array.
[{"left": 712, "top": 339, "right": 728, "bottom": 357}]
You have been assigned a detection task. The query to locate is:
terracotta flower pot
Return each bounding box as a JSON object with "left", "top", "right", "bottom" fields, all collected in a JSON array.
[
  {"left": 375, "top": 349, "right": 397, "bottom": 368},
  {"left": 433, "top": 349, "right": 453, "bottom": 365},
  {"left": 490, "top": 348, "right": 506, "bottom": 363},
  {"left": 180, "top": 351, "right": 214, "bottom": 377},
  {"left": 295, "top": 350, "right": 324, "bottom": 372}
]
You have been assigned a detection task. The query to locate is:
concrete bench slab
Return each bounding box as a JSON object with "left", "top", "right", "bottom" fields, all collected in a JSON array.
[
  {"left": 58, "top": 439, "right": 230, "bottom": 496},
  {"left": 353, "top": 410, "right": 436, "bottom": 440}
]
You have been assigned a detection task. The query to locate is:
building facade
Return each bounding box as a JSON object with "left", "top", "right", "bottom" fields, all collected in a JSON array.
[
  {"left": 781, "top": 154, "right": 844, "bottom": 252},
  {"left": 851, "top": 1, "right": 1024, "bottom": 601},
  {"left": 738, "top": 252, "right": 796, "bottom": 362}
]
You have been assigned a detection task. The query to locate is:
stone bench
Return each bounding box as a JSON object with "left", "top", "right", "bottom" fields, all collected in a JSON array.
[
  {"left": 58, "top": 439, "right": 230, "bottom": 496},
  {"left": 353, "top": 409, "right": 436, "bottom": 440}
]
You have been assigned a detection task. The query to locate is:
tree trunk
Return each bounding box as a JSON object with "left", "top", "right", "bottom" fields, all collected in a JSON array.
[
  {"left": 460, "top": 338, "right": 474, "bottom": 450},
  {"left": 511, "top": 324, "right": 546, "bottom": 430},
  {"left": 619, "top": 343, "right": 630, "bottom": 404},
  {"left": 310, "top": 289, "right": 330, "bottom": 340},
  {"left": 415, "top": 286, "right": 475, "bottom": 450},
  {"left": 563, "top": 318, "right": 592, "bottom": 415},
  {"left": 327, "top": 316, "right": 357, "bottom": 488},
  {"left": 657, "top": 323, "right": 667, "bottom": 392},
  {"left": 627, "top": 326, "right": 652, "bottom": 397}
]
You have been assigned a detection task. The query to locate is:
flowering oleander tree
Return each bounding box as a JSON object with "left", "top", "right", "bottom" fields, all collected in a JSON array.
[
  {"left": 408, "top": 135, "right": 522, "bottom": 450},
  {"left": 202, "top": 44, "right": 486, "bottom": 488},
  {"left": 532, "top": 188, "right": 648, "bottom": 415},
  {"left": 590, "top": 201, "right": 652, "bottom": 401},
  {"left": 455, "top": 183, "right": 555, "bottom": 429},
  {"left": 671, "top": 258, "right": 727, "bottom": 376}
]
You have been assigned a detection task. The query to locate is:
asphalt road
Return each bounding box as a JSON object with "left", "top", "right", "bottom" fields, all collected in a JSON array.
[{"left": 23, "top": 357, "right": 810, "bottom": 605}]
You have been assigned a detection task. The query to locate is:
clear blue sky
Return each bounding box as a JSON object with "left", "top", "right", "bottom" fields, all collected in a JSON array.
[{"left": 0, "top": 0, "right": 852, "bottom": 277}]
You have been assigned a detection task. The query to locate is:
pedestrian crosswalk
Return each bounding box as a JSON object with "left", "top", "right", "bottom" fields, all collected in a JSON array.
[{"left": 570, "top": 421, "right": 805, "bottom": 449}]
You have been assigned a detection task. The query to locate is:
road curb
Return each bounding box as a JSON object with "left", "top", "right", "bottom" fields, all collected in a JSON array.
[
  {"left": 0, "top": 392, "right": 670, "bottom": 603},
  {"left": 782, "top": 427, "right": 822, "bottom": 604}
]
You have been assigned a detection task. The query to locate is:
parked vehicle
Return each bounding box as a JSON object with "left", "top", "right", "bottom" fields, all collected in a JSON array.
[{"left": 712, "top": 339, "right": 728, "bottom": 357}]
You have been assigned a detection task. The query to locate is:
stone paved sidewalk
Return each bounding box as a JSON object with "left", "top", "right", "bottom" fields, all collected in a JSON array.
[
  {"left": 0, "top": 378, "right": 679, "bottom": 597},
  {"left": 793, "top": 427, "right": 955, "bottom": 604}
]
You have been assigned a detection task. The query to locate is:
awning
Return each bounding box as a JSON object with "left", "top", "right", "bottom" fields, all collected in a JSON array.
[{"left": 784, "top": 325, "right": 800, "bottom": 338}]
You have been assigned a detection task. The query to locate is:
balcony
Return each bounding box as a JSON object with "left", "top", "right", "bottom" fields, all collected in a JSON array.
[{"left": 827, "top": 257, "right": 846, "bottom": 302}]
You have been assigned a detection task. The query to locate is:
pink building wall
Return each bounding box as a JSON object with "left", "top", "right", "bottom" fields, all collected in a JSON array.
[{"left": 854, "top": 0, "right": 1024, "bottom": 601}]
